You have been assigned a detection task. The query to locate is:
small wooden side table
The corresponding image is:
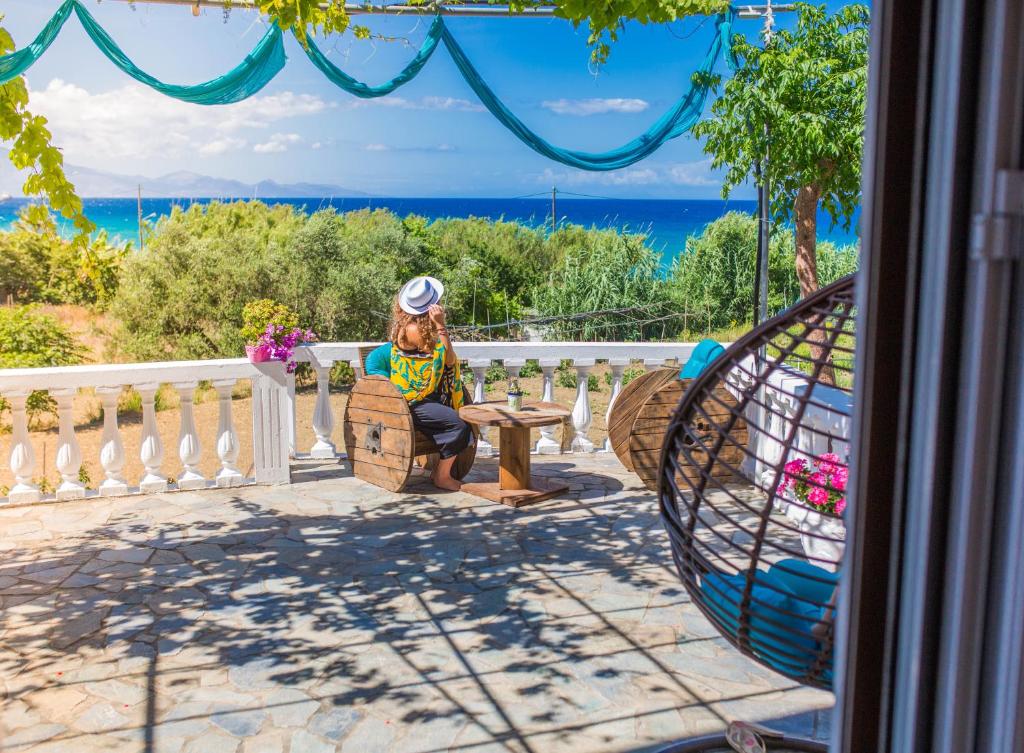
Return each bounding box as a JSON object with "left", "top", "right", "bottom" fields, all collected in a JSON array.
[{"left": 459, "top": 401, "right": 571, "bottom": 508}]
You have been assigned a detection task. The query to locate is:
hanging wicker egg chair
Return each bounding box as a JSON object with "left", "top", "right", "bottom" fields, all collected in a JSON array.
[{"left": 656, "top": 275, "right": 856, "bottom": 752}]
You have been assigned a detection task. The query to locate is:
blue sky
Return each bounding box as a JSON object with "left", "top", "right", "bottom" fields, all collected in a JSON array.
[{"left": 2, "top": 1, "right": 857, "bottom": 198}]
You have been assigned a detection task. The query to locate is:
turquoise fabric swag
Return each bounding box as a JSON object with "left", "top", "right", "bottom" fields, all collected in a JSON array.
[{"left": 0, "top": 0, "right": 736, "bottom": 170}]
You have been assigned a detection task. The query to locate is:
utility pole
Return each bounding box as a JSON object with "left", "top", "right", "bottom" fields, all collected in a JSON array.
[
  {"left": 137, "top": 184, "right": 144, "bottom": 251},
  {"left": 738, "top": 1, "right": 794, "bottom": 326},
  {"left": 551, "top": 186, "right": 558, "bottom": 233}
]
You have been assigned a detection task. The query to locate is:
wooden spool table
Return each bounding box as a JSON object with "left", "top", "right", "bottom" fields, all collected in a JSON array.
[{"left": 459, "top": 401, "right": 571, "bottom": 508}]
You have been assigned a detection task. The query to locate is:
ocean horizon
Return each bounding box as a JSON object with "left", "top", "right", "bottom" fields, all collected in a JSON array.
[{"left": 0, "top": 196, "right": 860, "bottom": 266}]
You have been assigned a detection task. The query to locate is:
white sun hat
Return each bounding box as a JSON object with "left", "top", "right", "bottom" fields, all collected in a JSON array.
[{"left": 398, "top": 276, "right": 445, "bottom": 315}]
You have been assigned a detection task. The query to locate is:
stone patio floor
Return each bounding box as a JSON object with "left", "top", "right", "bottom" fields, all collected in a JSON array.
[{"left": 0, "top": 454, "right": 831, "bottom": 753}]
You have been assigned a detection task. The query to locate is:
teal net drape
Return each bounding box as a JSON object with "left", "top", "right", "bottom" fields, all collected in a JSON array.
[
  {"left": 438, "top": 12, "right": 735, "bottom": 170},
  {"left": 0, "top": 0, "right": 73, "bottom": 84},
  {"left": 0, "top": 0, "right": 285, "bottom": 104},
  {"left": 0, "top": 1, "right": 735, "bottom": 168},
  {"left": 299, "top": 17, "right": 444, "bottom": 98}
]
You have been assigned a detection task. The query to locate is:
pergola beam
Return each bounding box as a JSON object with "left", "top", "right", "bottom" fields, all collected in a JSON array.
[{"left": 103, "top": 0, "right": 560, "bottom": 17}]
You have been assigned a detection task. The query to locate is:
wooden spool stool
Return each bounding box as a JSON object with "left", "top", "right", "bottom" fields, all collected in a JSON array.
[
  {"left": 608, "top": 368, "right": 748, "bottom": 491},
  {"left": 343, "top": 375, "right": 477, "bottom": 492},
  {"left": 608, "top": 368, "right": 679, "bottom": 471}
]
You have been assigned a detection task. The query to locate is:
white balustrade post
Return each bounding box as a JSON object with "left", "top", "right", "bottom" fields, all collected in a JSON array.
[
  {"left": 349, "top": 359, "right": 364, "bottom": 382},
  {"left": 96, "top": 386, "right": 129, "bottom": 496},
  {"left": 5, "top": 391, "right": 39, "bottom": 504},
  {"left": 571, "top": 359, "right": 596, "bottom": 453},
  {"left": 310, "top": 361, "right": 337, "bottom": 458},
  {"left": 136, "top": 383, "right": 167, "bottom": 494},
  {"left": 643, "top": 358, "right": 666, "bottom": 372},
  {"left": 52, "top": 388, "right": 86, "bottom": 500},
  {"left": 534, "top": 358, "right": 562, "bottom": 455},
  {"left": 251, "top": 361, "right": 291, "bottom": 484},
  {"left": 286, "top": 371, "right": 297, "bottom": 459},
  {"left": 173, "top": 382, "right": 205, "bottom": 490},
  {"left": 213, "top": 379, "right": 244, "bottom": 488},
  {"left": 504, "top": 359, "right": 525, "bottom": 382},
  {"left": 603, "top": 359, "right": 629, "bottom": 452},
  {"left": 469, "top": 359, "right": 494, "bottom": 457}
]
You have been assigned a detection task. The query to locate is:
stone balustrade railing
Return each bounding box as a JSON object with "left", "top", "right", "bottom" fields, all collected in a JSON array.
[{"left": 0, "top": 341, "right": 701, "bottom": 505}]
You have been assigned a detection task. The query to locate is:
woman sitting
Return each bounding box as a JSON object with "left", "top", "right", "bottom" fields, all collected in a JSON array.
[{"left": 388, "top": 276, "right": 473, "bottom": 491}]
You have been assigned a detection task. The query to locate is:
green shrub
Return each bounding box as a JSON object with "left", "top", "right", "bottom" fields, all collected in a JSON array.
[
  {"left": 0, "top": 304, "right": 85, "bottom": 423},
  {"left": 241, "top": 299, "right": 300, "bottom": 344},
  {"left": 605, "top": 365, "right": 645, "bottom": 388},
  {"left": 668, "top": 212, "right": 859, "bottom": 334},
  {"left": 0, "top": 206, "right": 126, "bottom": 307},
  {"left": 533, "top": 229, "right": 672, "bottom": 341},
  {"left": 555, "top": 360, "right": 600, "bottom": 391},
  {"left": 519, "top": 361, "right": 542, "bottom": 378}
]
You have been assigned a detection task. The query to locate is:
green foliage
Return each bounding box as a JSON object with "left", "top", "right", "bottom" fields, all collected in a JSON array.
[
  {"left": 0, "top": 22, "right": 93, "bottom": 242},
  {"left": 555, "top": 360, "right": 601, "bottom": 391},
  {"left": 668, "top": 212, "right": 858, "bottom": 331},
  {"left": 533, "top": 228, "right": 671, "bottom": 341},
  {"left": 259, "top": 0, "right": 726, "bottom": 64},
  {"left": 694, "top": 3, "right": 869, "bottom": 225},
  {"left": 0, "top": 304, "right": 85, "bottom": 422},
  {"left": 519, "top": 361, "right": 542, "bottom": 378},
  {"left": 241, "top": 299, "right": 300, "bottom": 344},
  {"left": 692, "top": 3, "right": 868, "bottom": 292},
  {"left": 0, "top": 206, "right": 126, "bottom": 306}
]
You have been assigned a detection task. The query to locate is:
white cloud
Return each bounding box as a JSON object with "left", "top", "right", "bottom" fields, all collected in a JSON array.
[
  {"left": 541, "top": 98, "right": 650, "bottom": 116},
  {"left": 536, "top": 159, "right": 717, "bottom": 187},
  {"left": 364, "top": 143, "right": 390, "bottom": 152},
  {"left": 666, "top": 160, "right": 718, "bottom": 186},
  {"left": 200, "top": 137, "right": 247, "bottom": 156},
  {"left": 253, "top": 133, "right": 302, "bottom": 154},
  {"left": 363, "top": 142, "right": 458, "bottom": 153},
  {"left": 348, "top": 96, "right": 485, "bottom": 113},
  {"left": 27, "top": 79, "right": 328, "bottom": 161}
]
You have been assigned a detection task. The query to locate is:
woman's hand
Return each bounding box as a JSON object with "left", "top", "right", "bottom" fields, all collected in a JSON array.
[{"left": 427, "top": 304, "right": 447, "bottom": 328}]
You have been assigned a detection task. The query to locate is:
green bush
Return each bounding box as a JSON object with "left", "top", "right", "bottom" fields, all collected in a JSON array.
[
  {"left": 0, "top": 304, "right": 85, "bottom": 423},
  {"left": 668, "top": 212, "right": 859, "bottom": 333},
  {"left": 241, "top": 299, "right": 300, "bottom": 344},
  {"left": 555, "top": 360, "right": 600, "bottom": 391},
  {"left": 533, "top": 228, "right": 673, "bottom": 341},
  {"left": 605, "top": 365, "right": 645, "bottom": 387},
  {"left": 0, "top": 206, "right": 126, "bottom": 307}
]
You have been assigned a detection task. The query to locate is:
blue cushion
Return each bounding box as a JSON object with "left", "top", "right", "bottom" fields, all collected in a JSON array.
[
  {"left": 700, "top": 567, "right": 829, "bottom": 681},
  {"left": 768, "top": 559, "right": 839, "bottom": 607},
  {"left": 680, "top": 339, "right": 725, "bottom": 379},
  {"left": 364, "top": 343, "right": 392, "bottom": 377}
]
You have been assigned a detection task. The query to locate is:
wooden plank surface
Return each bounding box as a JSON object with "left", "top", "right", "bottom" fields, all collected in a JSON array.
[
  {"left": 608, "top": 369, "right": 677, "bottom": 471},
  {"left": 498, "top": 426, "right": 531, "bottom": 490},
  {"left": 460, "top": 401, "right": 569, "bottom": 428}
]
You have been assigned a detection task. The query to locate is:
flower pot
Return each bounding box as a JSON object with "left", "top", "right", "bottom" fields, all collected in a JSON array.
[
  {"left": 246, "top": 344, "right": 273, "bottom": 363},
  {"left": 784, "top": 502, "right": 846, "bottom": 571}
]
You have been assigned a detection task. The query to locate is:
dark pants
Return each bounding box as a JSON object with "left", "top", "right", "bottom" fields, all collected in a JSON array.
[{"left": 410, "top": 394, "right": 473, "bottom": 459}]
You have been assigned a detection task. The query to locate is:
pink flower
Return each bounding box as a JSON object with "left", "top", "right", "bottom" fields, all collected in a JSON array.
[
  {"left": 806, "top": 472, "right": 829, "bottom": 507},
  {"left": 782, "top": 458, "right": 807, "bottom": 491},
  {"left": 833, "top": 465, "right": 849, "bottom": 492},
  {"left": 835, "top": 496, "right": 847, "bottom": 515},
  {"left": 817, "top": 452, "right": 842, "bottom": 475}
]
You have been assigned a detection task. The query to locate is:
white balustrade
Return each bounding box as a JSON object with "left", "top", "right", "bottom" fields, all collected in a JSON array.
[
  {"left": 0, "top": 343, "right": 723, "bottom": 504},
  {"left": 603, "top": 359, "right": 628, "bottom": 452},
  {"left": 97, "top": 386, "right": 129, "bottom": 496},
  {"left": 535, "top": 358, "right": 562, "bottom": 454},
  {"left": 213, "top": 379, "right": 244, "bottom": 488},
  {"left": 6, "top": 391, "right": 40, "bottom": 504},
  {"left": 286, "top": 371, "right": 298, "bottom": 459},
  {"left": 310, "top": 361, "right": 337, "bottom": 458},
  {"left": 571, "top": 359, "right": 596, "bottom": 453},
  {"left": 136, "top": 383, "right": 167, "bottom": 494},
  {"left": 469, "top": 359, "right": 494, "bottom": 457},
  {"left": 349, "top": 359, "right": 364, "bottom": 381},
  {"left": 52, "top": 388, "right": 86, "bottom": 500}
]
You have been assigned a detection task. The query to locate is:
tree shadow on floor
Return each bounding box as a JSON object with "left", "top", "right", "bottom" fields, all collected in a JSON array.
[{"left": 0, "top": 466, "right": 822, "bottom": 753}]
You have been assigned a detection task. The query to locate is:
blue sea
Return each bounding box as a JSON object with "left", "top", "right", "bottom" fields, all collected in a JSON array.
[{"left": 0, "top": 196, "right": 860, "bottom": 266}]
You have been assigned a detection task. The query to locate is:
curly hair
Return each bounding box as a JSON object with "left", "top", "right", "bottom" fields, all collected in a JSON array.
[{"left": 389, "top": 295, "right": 440, "bottom": 353}]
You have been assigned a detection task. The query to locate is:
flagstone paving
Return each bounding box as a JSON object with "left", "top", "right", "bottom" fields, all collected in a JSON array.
[{"left": 0, "top": 454, "right": 831, "bottom": 753}]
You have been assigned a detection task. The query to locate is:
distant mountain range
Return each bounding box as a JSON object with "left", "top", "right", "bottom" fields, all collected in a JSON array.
[{"left": 60, "top": 165, "right": 370, "bottom": 199}]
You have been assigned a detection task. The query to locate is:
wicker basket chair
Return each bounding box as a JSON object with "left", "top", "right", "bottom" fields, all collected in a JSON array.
[{"left": 656, "top": 276, "right": 856, "bottom": 752}]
